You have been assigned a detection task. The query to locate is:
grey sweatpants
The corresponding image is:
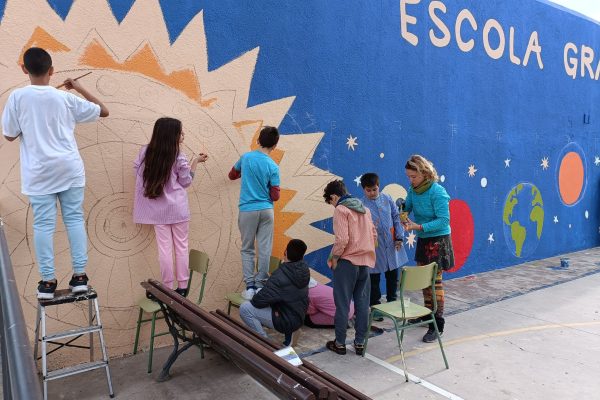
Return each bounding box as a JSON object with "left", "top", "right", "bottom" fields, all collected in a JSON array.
[{"left": 238, "top": 209, "right": 274, "bottom": 288}]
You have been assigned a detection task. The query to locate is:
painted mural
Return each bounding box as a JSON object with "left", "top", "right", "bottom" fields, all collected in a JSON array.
[{"left": 1, "top": 0, "right": 599, "bottom": 358}]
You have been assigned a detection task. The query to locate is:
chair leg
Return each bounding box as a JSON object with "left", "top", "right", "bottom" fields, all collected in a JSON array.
[
  {"left": 133, "top": 308, "right": 144, "bottom": 355},
  {"left": 148, "top": 312, "right": 157, "bottom": 374},
  {"left": 363, "top": 312, "right": 374, "bottom": 356},
  {"left": 392, "top": 319, "right": 409, "bottom": 382},
  {"left": 431, "top": 317, "right": 449, "bottom": 369},
  {"left": 227, "top": 302, "right": 232, "bottom": 315},
  {"left": 291, "top": 330, "right": 300, "bottom": 347}
]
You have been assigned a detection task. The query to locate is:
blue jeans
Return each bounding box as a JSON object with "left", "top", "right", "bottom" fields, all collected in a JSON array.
[
  {"left": 333, "top": 259, "right": 371, "bottom": 345},
  {"left": 29, "top": 186, "right": 87, "bottom": 281}
]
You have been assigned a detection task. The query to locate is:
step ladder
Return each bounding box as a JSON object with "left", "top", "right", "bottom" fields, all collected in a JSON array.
[{"left": 33, "top": 287, "right": 114, "bottom": 399}]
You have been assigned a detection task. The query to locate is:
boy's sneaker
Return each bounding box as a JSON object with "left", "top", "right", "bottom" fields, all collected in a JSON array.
[
  {"left": 69, "top": 273, "right": 89, "bottom": 294},
  {"left": 353, "top": 341, "right": 365, "bottom": 356},
  {"left": 241, "top": 287, "right": 256, "bottom": 300},
  {"left": 422, "top": 328, "right": 443, "bottom": 343},
  {"left": 326, "top": 340, "right": 347, "bottom": 355},
  {"left": 37, "top": 280, "right": 57, "bottom": 300}
]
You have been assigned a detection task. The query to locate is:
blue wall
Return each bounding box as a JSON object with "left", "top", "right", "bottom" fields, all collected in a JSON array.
[{"left": 4, "top": 0, "right": 599, "bottom": 279}]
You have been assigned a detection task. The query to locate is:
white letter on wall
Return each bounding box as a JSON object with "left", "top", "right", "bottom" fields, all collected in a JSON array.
[
  {"left": 509, "top": 27, "right": 521, "bottom": 65},
  {"left": 580, "top": 45, "right": 595, "bottom": 78},
  {"left": 455, "top": 9, "right": 477, "bottom": 53},
  {"left": 563, "top": 43, "right": 578, "bottom": 79},
  {"left": 401, "top": 0, "right": 421, "bottom": 46},
  {"left": 483, "top": 19, "right": 505, "bottom": 60},
  {"left": 429, "top": 1, "right": 450, "bottom": 48},
  {"left": 523, "top": 31, "right": 544, "bottom": 69}
]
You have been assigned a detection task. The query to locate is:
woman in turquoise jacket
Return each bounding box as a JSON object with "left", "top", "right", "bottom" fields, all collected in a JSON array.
[{"left": 403, "top": 154, "right": 455, "bottom": 343}]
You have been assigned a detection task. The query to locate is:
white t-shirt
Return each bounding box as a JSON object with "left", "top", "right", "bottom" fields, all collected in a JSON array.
[{"left": 1, "top": 85, "right": 100, "bottom": 195}]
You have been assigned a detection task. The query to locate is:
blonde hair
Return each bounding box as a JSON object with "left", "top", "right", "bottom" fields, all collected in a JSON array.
[{"left": 405, "top": 154, "right": 439, "bottom": 182}]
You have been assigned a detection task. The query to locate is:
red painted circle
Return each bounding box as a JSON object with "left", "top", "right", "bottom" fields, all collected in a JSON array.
[{"left": 447, "top": 199, "right": 474, "bottom": 273}]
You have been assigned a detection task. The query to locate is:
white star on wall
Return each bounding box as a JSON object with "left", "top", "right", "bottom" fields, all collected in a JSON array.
[
  {"left": 540, "top": 157, "right": 549, "bottom": 170},
  {"left": 468, "top": 164, "right": 478, "bottom": 177},
  {"left": 504, "top": 158, "right": 511, "bottom": 168},
  {"left": 595, "top": 156, "right": 600, "bottom": 166},
  {"left": 353, "top": 175, "right": 362, "bottom": 186},
  {"left": 553, "top": 216, "right": 559, "bottom": 223},
  {"left": 487, "top": 233, "right": 494, "bottom": 244},
  {"left": 346, "top": 135, "right": 358, "bottom": 151},
  {"left": 406, "top": 231, "right": 417, "bottom": 249}
]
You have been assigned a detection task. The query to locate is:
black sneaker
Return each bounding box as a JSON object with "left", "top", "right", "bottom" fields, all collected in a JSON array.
[
  {"left": 37, "top": 280, "right": 57, "bottom": 300},
  {"left": 423, "top": 328, "right": 443, "bottom": 343},
  {"left": 353, "top": 341, "right": 365, "bottom": 356},
  {"left": 408, "top": 316, "right": 429, "bottom": 324},
  {"left": 175, "top": 287, "right": 188, "bottom": 297},
  {"left": 69, "top": 273, "right": 89, "bottom": 294},
  {"left": 326, "top": 340, "right": 347, "bottom": 355}
]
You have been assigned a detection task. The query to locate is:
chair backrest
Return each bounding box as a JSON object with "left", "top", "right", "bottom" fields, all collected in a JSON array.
[
  {"left": 269, "top": 256, "right": 282, "bottom": 274},
  {"left": 188, "top": 249, "right": 210, "bottom": 305},
  {"left": 399, "top": 262, "right": 439, "bottom": 314},
  {"left": 400, "top": 262, "right": 438, "bottom": 291}
]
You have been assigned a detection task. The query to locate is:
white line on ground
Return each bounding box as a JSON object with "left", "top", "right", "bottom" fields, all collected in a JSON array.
[{"left": 360, "top": 350, "right": 465, "bottom": 400}]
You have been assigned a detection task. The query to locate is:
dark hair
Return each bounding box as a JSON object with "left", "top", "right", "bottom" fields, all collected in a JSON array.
[
  {"left": 258, "top": 126, "right": 279, "bottom": 148},
  {"left": 23, "top": 47, "right": 52, "bottom": 77},
  {"left": 286, "top": 239, "right": 307, "bottom": 262},
  {"left": 323, "top": 179, "right": 348, "bottom": 204},
  {"left": 143, "top": 117, "right": 183, "bottom": 199},
  {"left": 360, "top": 173, "right": 379, "bottom": 188}
]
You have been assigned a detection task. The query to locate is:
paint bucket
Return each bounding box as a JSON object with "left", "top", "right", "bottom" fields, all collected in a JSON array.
[{"left": 560, "top": 257, "right": 570, "bottom": 269}]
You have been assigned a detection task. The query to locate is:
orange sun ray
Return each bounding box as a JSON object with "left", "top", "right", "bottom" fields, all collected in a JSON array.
[
  {"left": 19, "top": 27, "right": 70, "bottom": 64},
  {"left": 79, "top": 39, "right": 215, "bottom": 106}
]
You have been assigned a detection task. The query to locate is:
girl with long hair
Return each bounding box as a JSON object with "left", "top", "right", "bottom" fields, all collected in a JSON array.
[{"left": 133, "top": 117, "right": 208, "bottom": 296}]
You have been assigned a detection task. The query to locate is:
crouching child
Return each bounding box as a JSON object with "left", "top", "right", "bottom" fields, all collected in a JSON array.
[{"left": 240, "top": 239, "right": 310, "bottom": 346}]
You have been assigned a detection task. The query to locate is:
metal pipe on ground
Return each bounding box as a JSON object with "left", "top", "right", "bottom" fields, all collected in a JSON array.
[
  {"left": 141, "top": 281, "right": 315, "bottom": 400},
  {"left": 144, "top": 279, "right": 332, "bottom": 399},
  {"left": 0, "top": 220, "right": 43, "bottom": 400},
  {"left": 212, "top": 310, "right": 372, "bottom": 400}
]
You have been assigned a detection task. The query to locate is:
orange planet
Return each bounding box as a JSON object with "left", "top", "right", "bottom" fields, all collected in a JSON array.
[{"left": 558, "top": 151, "right": 584, "bottom": 205}]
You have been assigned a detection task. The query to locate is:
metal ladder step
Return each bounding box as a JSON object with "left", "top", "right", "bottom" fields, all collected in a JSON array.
[
  {"left": 45, "top": 360, "right": 108, "bottom": 381},
  {"left": 43, "top": 325, "right": 102, "bottom": 341}
]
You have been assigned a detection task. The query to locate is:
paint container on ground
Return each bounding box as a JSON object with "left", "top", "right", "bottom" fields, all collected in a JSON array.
[{"left": 560, "top": 257, "right": 570, "bottom": 269}]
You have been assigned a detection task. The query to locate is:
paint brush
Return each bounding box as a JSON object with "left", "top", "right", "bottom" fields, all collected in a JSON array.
[{"left": 55, "top": 71, "right": 92, "bottom": 89}]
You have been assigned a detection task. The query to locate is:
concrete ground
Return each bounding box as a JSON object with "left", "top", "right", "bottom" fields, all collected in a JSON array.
[{"left": 40, "top": 247, "right": 600, "bottom": 399}]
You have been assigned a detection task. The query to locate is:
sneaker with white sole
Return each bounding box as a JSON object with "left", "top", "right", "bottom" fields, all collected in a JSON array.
[
  {"left": 69, "top": 273, "right": 89, "bottom": 294},
  {"left": 37, "top": 280, "right": 57, "bottom": 300},
  {"left": 241, "top": 287, "right": 256, "bottom": 300}
]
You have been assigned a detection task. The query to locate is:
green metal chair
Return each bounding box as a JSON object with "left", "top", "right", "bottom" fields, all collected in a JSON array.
[
  {"left": 133, "top": 249, "right": 209, "bottom": 373},
  {"left": 226, "top": 256, "right": 281, "bottom": 315},
  {"left": 364, "top": 262, "right": 449, "bottom": 381}
]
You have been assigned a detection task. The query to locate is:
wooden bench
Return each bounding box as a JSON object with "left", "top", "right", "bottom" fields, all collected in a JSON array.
[{"left": 141, "top": 279, "right": 372, "bottom": 400}]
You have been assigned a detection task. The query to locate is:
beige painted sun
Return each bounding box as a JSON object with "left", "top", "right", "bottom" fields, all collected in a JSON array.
[{"left": 0, "top": 0, "right": 337, "bottom": 357}]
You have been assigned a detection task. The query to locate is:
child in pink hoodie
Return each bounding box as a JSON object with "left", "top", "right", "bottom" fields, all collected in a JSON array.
[{"left": 323, "top": 179, "right": 377, "bottom": 356}]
